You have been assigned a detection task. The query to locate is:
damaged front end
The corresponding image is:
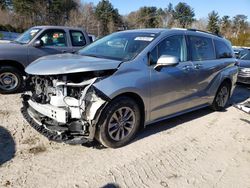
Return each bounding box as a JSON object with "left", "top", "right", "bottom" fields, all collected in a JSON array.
[{"left": 21, "top": 71, "right": 112, "bottom": 144}]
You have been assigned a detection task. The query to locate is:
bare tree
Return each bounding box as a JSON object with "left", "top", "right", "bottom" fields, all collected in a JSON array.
[
  {"left": 66, "top": 2, "right": 98, "bottom": 35},
  {"left": 191, "top": 18, "right": 208, "bottom": 30}
]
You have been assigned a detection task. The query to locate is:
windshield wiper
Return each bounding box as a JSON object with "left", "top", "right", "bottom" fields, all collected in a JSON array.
[{"left": 81, "top": 53, "right": 102, "bottom": 58}]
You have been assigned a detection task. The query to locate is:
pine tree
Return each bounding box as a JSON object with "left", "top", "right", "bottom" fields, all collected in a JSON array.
[
  {"left": 173, "top": 2, "right": 195, "bottom": 28},
  {"left": 207, "top": 11, "right": 220, "bottom": 35},
  {"left": 95, "top": 0, "right": 121, "bottom": 36}
]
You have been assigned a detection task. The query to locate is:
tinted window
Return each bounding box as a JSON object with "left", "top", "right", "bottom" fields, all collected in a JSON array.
[
  {"left": 149, "top": 46, "right": 158, "bottom": 65},
  {"left": 214, "top": 40, "right": 233, "bottom": 58},
  {"left": 70, "top": 30, "right": 86, "bottom": 46},
  {"left": 189, "top": 36, "right": 215, "bottom": 61},
  {"left": 150, "top": 35, "right": 187, "bottom": 64},
  {"left": 39, "top": 30, "right": 67, "bottom": 47},
  {"left": 240, "top": 50, "right": 250, "bottom": 60},
  {"left": 89, "top": 36, "right": 93, "bottom": 43}
]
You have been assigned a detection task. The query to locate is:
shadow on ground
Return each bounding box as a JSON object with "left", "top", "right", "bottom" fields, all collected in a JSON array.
[
  {"left": 0, "top": 126, "right": 16, "bottom": 166},
  {"left": 101, "top": 183, "right": 120, "bottom": 188},
  {"left": 135, "top": 107, "right": 213, "bottom": 143}
]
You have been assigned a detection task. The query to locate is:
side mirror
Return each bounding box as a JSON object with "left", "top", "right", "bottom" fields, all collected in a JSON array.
[
  {"left": 33, "top": 39, "right": 43, "bottom": 48},
  {"left": 154, "top": 55, "right": 179, "bottom": 69}
]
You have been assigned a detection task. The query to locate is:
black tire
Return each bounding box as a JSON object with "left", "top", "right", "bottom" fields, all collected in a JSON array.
[
  {"left": 95, "top": 96, "right": 141, "bottom": 148},
  {"left": 211, "top": 82, "right": 231, "bottom": 111},
  {"left": 0, "top": 66, "right": 23, "bottom": 94}
]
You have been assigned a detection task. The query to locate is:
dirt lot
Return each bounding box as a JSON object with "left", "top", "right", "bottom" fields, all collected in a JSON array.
[{"left": 0, "top": 85, "right": 249, "bottom": 188}]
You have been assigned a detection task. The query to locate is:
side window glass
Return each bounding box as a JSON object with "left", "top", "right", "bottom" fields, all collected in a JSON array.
[
  {"left": 241, "top": 50, "right": 250, "bottom": 60},
  {"left": 150, "top": 46, "right": 158, "bottom": 65},
  {"left": 70, "top": 31, "right": 86, "bottom": 47},
  {"left": 189, "top": 36, "right": 215, "bottom": 61},
  {"left": 40, "top": 30, "right": 67, "bottom": 47},
  {"left": 158, "top": 35, "right": 187, "bottom": 62},
  {"left": 214, "top": 40, "right": 233, "bottom": 58}
]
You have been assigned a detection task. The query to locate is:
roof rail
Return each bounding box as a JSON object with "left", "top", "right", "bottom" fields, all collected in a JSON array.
[{"left": 187, "top": 28, "right": 223, "bottom": 38}]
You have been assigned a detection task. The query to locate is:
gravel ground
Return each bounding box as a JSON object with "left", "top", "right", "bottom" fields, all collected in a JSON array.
[{"left": 0, "top": 85, "right": 249, "bottom": 188}]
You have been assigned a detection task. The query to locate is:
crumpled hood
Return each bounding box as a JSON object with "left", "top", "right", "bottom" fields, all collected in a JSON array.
[
  {"left": 25, "top": 53, "right": 122, "bottom": 75},
  {"left": 238, "top": 60, "right": 250, "bottom": 68}
]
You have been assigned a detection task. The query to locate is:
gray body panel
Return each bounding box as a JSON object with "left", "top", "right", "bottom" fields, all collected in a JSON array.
[{"left": 0, "top": 43, "right": 29, "bottom": 66}]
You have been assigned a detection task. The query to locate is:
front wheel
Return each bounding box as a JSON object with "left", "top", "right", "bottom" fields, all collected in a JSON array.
[
  {"left": 0, "top": 66, "right": 23, "bottom": 94},
  {"left": 211, "top": 82, "right": 231, "bottom": 111},
  {"left": 95, "top": 96, "right": 141, "bottom": 148}
]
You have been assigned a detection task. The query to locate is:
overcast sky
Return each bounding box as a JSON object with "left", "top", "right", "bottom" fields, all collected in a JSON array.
[{"left": 82, "top": 0, "right": 250, "bottom": 20}]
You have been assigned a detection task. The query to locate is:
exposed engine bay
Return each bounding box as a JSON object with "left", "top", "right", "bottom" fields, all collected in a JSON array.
[{"left": 21, "top": 70, "right": 114, "bottom": 144}]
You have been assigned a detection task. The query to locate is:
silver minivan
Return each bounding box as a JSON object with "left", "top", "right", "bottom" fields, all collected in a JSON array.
[{"left": 22, "top": 29, "right": 238, "bottom": 148}]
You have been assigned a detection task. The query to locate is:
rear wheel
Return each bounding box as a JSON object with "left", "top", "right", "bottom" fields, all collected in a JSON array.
[
  {"left": 211, "top": 82, "right": 231, "bottom": 111},
  {"left": 96, "top": 96, "right": 141, "bottom": 148},
  {"left": 0, "top": 66, "right": 23, "bottom": 94}
]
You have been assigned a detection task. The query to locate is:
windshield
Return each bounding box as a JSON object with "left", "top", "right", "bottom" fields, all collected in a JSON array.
[
  {"left": 15, "top": 28, "right": 41, "bottom": 44},
  {"left": 79, "top": 32, "right": 158, "bottom": 61},
  {"left": 240, "top": 50, "right": 250, "bottom": 60}
]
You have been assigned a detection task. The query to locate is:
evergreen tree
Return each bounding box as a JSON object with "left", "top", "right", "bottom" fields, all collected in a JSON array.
[
  {"left": 207, "top": 11, "right": 220, "bottom": 35},
  {"left": 95, "top": 0, "right": 121, "bottom": 36},
  {"left": 137, "top": 6, "right": 159, "bottom": 28},
  {"left": 173, "top": 2, "right": 195, "bottom": 28},
  {"left": 12, "top": 0, "right": 77, "bottom": 26}
]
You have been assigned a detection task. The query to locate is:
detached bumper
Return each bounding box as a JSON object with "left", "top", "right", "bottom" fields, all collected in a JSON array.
[{"left": 21, "top": 95, "right": 93, "bottom": 145}]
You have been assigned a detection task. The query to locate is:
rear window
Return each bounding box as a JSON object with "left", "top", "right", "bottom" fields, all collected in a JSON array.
[
  {"left": 214, "top": 40, "right": 233, "bottom": 59},
  {"left": 70, "top": 30, "right": 86, "bottom": 47},
  {"left": 189, "top": 35, "right": 216, "bottom": 61}
]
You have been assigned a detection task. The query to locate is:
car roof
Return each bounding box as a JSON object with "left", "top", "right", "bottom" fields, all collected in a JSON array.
[
  {"left": 119, "top": 28, "right": 223, "bottom": 39},
  {"left": 32, "top": 25, "right": 84, "bottom": 30},
  {"left": 119, "top": 28, "right": 168, "bottom": 34}
]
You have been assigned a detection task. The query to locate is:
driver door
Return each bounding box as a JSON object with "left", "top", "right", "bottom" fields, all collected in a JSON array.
[{"left": 28, "top": 29, "right": 72, "bottom": 63}]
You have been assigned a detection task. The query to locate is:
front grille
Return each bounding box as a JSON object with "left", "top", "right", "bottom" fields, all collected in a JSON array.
[{"left": 238, "top": 68, "right": 250, "bottom": 77}]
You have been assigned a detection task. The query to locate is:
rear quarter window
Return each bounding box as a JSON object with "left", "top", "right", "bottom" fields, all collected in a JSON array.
[
  {"left": 70, "top": 30, "right": 86, "bottom": 47},
  {"left": 214, "top": 40, "right": 233, "bottom": 59},
  {"left": 189, "top": 35, "right": 216, "bottom": 61}
]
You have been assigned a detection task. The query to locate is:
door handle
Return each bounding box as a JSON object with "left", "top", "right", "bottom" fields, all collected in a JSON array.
[
  {"left": 61, "top": 50, "right": 67, "bottom": 53},
  {"left": 182, "top": 65, "right": 192, "bottom": 71},
  {"left": 194, "top": 64, "right": 202, "bottom": 70}
]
